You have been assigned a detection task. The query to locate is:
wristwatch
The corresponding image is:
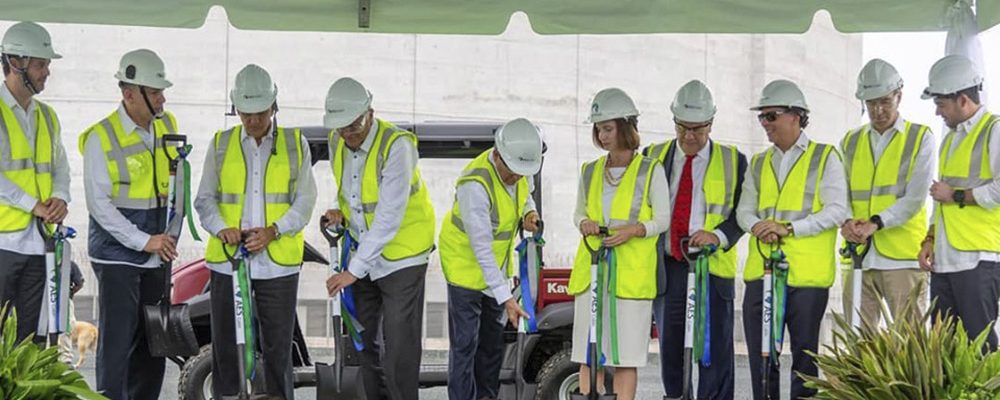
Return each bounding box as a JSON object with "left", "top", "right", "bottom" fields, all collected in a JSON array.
[
  {"left": 953, "top": 189, "right": 966, "bottom": 208},
  {"left": 784, "top": 222, "right": 795, "bottom": 237},
  {"left": 869, "top": 215, "right": 884, "bottom": 230}
]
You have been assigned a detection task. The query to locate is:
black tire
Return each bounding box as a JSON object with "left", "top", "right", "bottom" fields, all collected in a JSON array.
[
  {"left": 178, "top": 344, "right": 266, "bottom": 400},
  {"left": 535, "top": 348, "right": 614, "bottom": 400}
]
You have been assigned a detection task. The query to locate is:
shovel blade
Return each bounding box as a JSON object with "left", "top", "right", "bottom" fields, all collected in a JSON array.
[{"left": 144, "top": 303, "right": 199, "bottom": 357}]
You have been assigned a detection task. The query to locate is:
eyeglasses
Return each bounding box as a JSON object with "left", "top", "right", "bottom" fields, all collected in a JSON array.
[
  {"left": 674, "top": 120, "right": 712, "bottom": 135},
  {"left": 757, "top": 109, "right": 791, "bottom": 123}
]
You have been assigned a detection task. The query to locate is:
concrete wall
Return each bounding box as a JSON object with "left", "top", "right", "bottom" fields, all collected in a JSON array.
[{"left": 4, "top": 9, "right": 862, "bottom": 343}]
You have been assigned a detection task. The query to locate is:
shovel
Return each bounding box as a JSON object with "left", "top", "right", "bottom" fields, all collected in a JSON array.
[
  {"left": 667, "top": 237, "right": 717, "bottom": 400},
  {"left": 756, "top": 237, "right": 787, "bottom": 400},
  {"left": 840, "top": 236, "right": 872, "bottom": 330},
  {"left": 224, "top": 240, "right": 256, "bottom": 400},
  {"left": 572, "top": 226, "right": 616, "bottom": 400},
  {"left": 316, "top": 216, "right": 346, "bottom": 397},
  {"left": 514, "top": 220, "right": 544, "bottom": 400},
  {"left": 35, "top": 219, "right": 75, "bottom": 348},
  {"left": 144, "top": 134, "right": 199, "bottom": 358}
]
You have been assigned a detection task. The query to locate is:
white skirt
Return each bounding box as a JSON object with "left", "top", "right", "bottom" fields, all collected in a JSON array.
[{"left": 570, "top": 290, "right": 652, "bottom": 368}]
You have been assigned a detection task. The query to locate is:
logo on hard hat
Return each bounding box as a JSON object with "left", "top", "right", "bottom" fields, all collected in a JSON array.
[
  {"left": 591, "top": 103, "right": 600, "bottom": 115},
  {"left": 862, "top": 84, "right": 881, "bottom": 89},
  {"left": 328, "top": 108, "right": 345, "bottom": 113},
  {"left": 244, "top": 94, "right": 262, "bottom": 99},
  {"left": 683, "top": 104, "right": 702, "bottom": 110},
  {"left": 157, "top": 73, "right": 165, "bottom": 78}
]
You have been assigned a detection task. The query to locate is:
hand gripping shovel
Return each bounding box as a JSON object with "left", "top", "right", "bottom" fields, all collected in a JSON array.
[
  {"left": 666, "top": 237, "right": 717, "bottom": 400},
  {"left": 756, "top": 238, "right": 788, "bottom": 400},
  {"left": 514, "top": 220, "right": 544, "bottom": 400},
  {"left": 839, "top": 236, "right": 871, "bottom": 330},
  {"left": 36, "top": 219, "right": 75, "bottom": 348},
  {"left": 316, "top": 216, "right": 347, "bottom": 398},
  {"left": 145, "top": 134, "right": 199, "bottom": 358},
  {"left": 223, "top": 240, "right": 256, "bottom": 400},
  {"left": 572, "top": 226, "right": 616, "bottom": 400}
]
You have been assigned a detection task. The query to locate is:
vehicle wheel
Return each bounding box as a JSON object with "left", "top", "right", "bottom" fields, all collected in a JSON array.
[
  {"left": 535, "top": 348, "right": 614, "bottom": 400},
  {"left": 178, "top": 344, "right": 266, "bottom": 400}
]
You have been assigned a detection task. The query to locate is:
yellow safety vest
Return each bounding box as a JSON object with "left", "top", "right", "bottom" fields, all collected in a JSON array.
[
  {"left": 77, "top": 110, "right": 178, "bottom": 209},
  {"left": 644, "top": 139, "right": 741, "bottom": 278},
  {"left": 204, "top": 125, "right": 305, "bottom": 266},
  {"left": 329, "top": 119, "right": 435, "bottom": 261},
  {"left": 841, "top": 121, "right": 929, "bottom": 261},
  {"left": 568, "top": 155, "right": 659, "bottom": 300},
  {"left": 439, "top": 149, "right": 528, "bottom": 290},
  {"left": 744, "top": 141, "right": 838, "bottom": 288},
  {"left": 0, "top": 99, "right": 58, "bottom": 232},
  {"left": 936, "top": 112, "right": 1000, "bottom": 252}
]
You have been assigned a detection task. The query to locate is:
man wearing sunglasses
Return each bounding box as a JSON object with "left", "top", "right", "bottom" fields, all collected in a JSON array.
[
  {"left": 323, "top": 77, "right": 435, "bottom": 400},
  {"left": 919, "top": 55, "right": 1000, "bottom": 350},
  {"left": 736, "top": 79, "right": 849, "bottom": 400},
  {"left": 839, "top": 59, "right": 934, "bottom": 328},
  {"left": 642, "top": 80, "right": 746, "bottom": 400}
]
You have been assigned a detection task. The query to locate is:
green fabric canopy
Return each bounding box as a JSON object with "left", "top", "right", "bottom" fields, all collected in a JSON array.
[{"left": 2, "top": 0, "right": 997, "bottom": 34}]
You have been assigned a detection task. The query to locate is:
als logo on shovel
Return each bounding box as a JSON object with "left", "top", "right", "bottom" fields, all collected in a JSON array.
[{"left": 686, "top": 291, "right": 696, "bottom": 320}]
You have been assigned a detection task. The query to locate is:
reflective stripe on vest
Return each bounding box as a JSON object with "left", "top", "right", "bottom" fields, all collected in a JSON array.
[
  {"left": 643, "top": 139, "right": 740, "bottom": 278},
  {"left": 204, "top": 125, "right": 306, "bottom": 266},
  {"left": 842, "top": 121, "right": 929, "bottom": 260},
  {"left": 568, "top": 154, "right": 659, "bottom": 299},
  {"left": 744, "top": 142, "right": 838, "bottom": 288},
  {"left": 440, "top": 149, "right": 528, "bottom": 290},
  {"left": 0, "top": 99, "right": 56, "bottom": 232},
  {"left": 936, "top": 112, "right": 1000, "bottom": 252},
  {"left": 330, "top": 118, "right": 435, "bottom": 261}
]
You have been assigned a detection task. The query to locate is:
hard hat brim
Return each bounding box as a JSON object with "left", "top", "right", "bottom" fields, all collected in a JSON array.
[
  {"left": 506, "top": 155, "right": 542, "bottom": 176},
  {"left": 324, "top": 110, "right": 364, "bottom": 130},
  {"left": 234, "top": 97, "right": 275, "bottom": 114}
]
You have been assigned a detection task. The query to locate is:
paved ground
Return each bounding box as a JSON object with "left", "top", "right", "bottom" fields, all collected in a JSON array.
[{"left": 77, "top": 352, "right": 793, "bottom": 399}]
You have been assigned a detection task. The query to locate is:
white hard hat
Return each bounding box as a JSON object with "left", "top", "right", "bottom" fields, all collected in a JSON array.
[
  {"left": 751, "top": 79, "right": 809, "bottom": 112},
  {"left": 114, "top": 49, "right": 172, "bottom": 90},
  {"left": 324, "top": 77, "right": 373, "bottom": 129},
  {"left": 230, "top": 64, "right": 277, "bottom": 114},
  {"left": 587, "top": 88, "right": 639, "bottom": 124},
  {"left": 495, "top": 118, "right": 543, "bottom": 176},
  {"left": 1, "top": 22, "right": 61, "bottom": 60},
  {"left": 921, "top": 55, "right": 983, "bottom": 99},
  {"left": 671, "top": 80, "right": 716, "bottom": 123},
  {"left": 856, "top": 59, "right": 903, "bottom": 101}
]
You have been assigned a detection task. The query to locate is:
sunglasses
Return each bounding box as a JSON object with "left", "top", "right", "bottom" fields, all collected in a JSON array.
[{"left": 757, "top": 109, "right": 791, "bottom": 123}]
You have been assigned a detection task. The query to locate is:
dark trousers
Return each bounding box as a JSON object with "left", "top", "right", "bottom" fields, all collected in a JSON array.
[
  {"left": 447, "top": 284, "right": 505, "bottom": 400},
  {"left": 93, "top": 263, "right": 166, "bottom": 400},
  {"left": 742, "top": 280, "right": 827, "bottom": 400},
  {"left": 354, "top": 264, "right": 427, "bottom": 400},
  {"left": 0, "top": 249, "right": 46, "bottom": 344},
  {"left": 210, "top": 271, "right": 299, "bottom": 399},
  {"left": 653, "top": 257, "right": 734, "bottom": 400},
  {"left": 931, "top": 260, "right": 1000, "bottom": 350}
]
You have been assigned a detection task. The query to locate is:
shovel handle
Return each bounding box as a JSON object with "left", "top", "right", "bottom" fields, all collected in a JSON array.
[
  {"left": 582, "top": 226, "right": 609, "bottom": 254},
  {"left": 840, "top": 236, "right": 872, "bottom": 265},
  {"left": 319, "top": 216, "right": 345, "bottom": 245}
]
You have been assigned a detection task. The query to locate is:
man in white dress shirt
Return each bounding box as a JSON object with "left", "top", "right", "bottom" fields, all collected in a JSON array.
[
  {"left": 0, "top": 21, "right": 70, "bottom": 344},
  {"left": 323, "top": 77, "right": 436, "bottom": 400},
  {"left": 919, "top": 54, "right": 1000, "bottom": 350},
  {"left": 840, "top": 59, "right": 934, "bottom": 325},
  {"left": 195, "top": 64, "right": 317, "bottom": 399}
]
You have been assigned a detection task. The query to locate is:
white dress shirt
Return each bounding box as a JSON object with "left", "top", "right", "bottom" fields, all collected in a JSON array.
[
  {"left": 932, "top": 106, "right": 1000, "bottom": 273},
  {"left": 844, "top": 117, "right": 936, "bottom": 270},
  {"left": 736, "top": 132, "right": 850, "bottom": 238},
  {"left": 330, "top": 120, "right": 428, "bottom": 281},
  {"left": 0, "top": 82, "right": 71, "bottom": 256},
  {"left": 455, "top": 149, "right": 537, "bottom": 304},
  {"left": 195, "top": 124, "right": 317, "bottom": 279},
  {"left": 664, "top": 141, "right": 730, "bottom": 257},
  {"left": 83, "top": 105, "right": 162, "bottom": 267}
]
